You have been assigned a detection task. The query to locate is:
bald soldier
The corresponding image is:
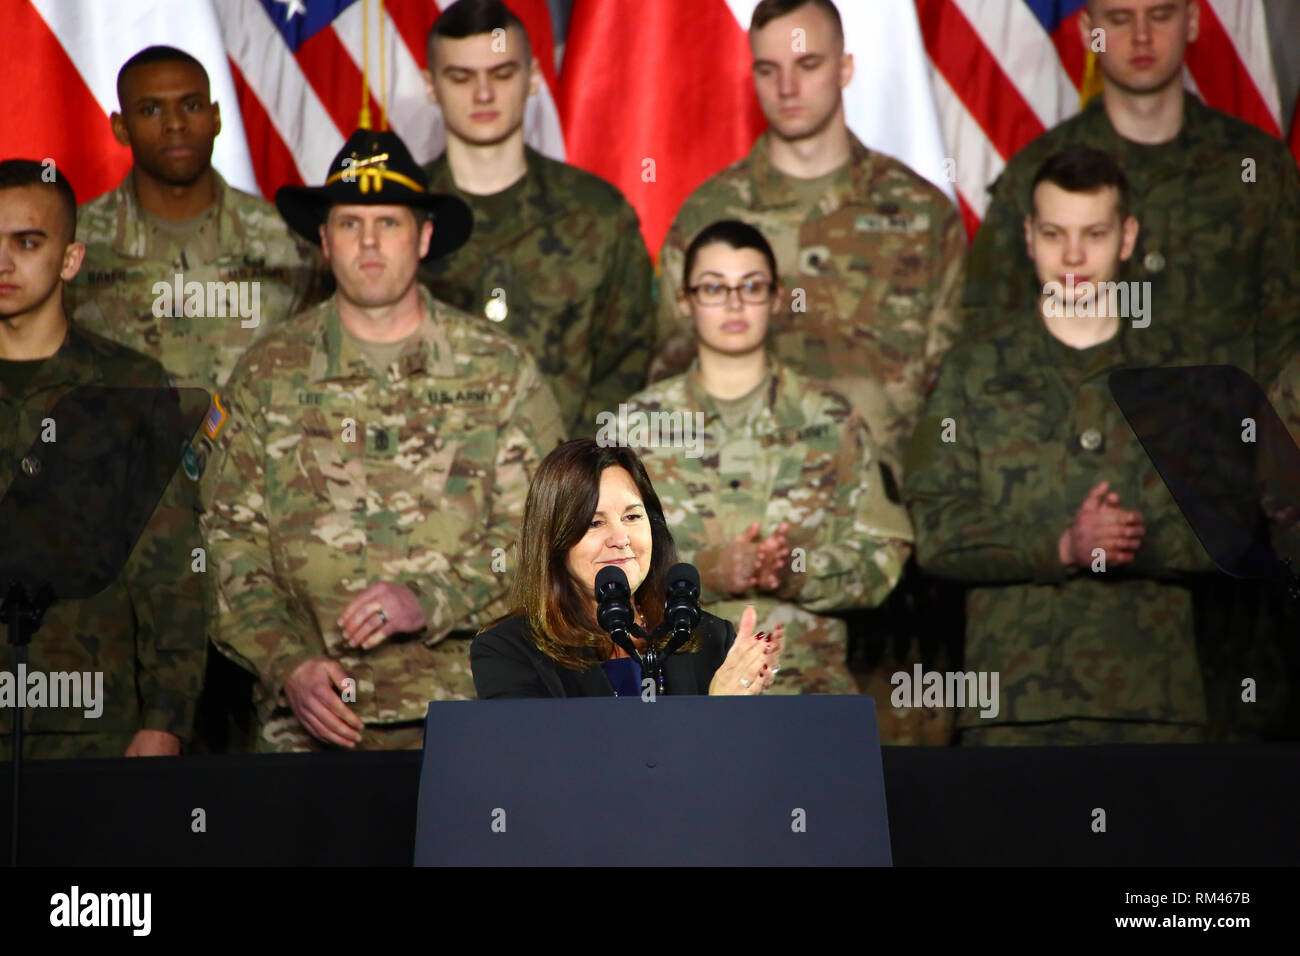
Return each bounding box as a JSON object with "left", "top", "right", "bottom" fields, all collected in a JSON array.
[
  {"left": 0, "top": 159, "right": 206, "bottom": 758},
  {"left": 65, "top": 45, "right": 322, "bottom": 400},
  {"left": 651, "top": 0, "right": 965, "bottom": 464},
  {"left": 201, "top": 130, "right": 564, "bottom": 751},
  {"left": 418, "top": 0, "right": 652, "bottom": 435}
]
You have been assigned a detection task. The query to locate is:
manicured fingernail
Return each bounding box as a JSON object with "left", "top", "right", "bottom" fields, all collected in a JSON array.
[
  {"left": 755, "top": 631, "right": 766, "bottom": 641},
  {"left": 764, "top": 635, "right": 771, "bottom": 642}
]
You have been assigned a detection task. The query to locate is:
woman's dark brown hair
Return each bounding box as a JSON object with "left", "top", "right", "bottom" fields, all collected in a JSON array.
[{"left": 492, "top": 438, "right": 679, "bottom": 669}]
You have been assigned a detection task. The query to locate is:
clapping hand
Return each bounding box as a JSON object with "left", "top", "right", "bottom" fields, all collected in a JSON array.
[
  {"left": 752, "top": 521, "right": 792, "bottom": 592},
  {"left": 709, "top": 605, "right": 784, "bottom": 695},
  {"left": 711, "top": 522, "right": 793, "bottom": 594}
]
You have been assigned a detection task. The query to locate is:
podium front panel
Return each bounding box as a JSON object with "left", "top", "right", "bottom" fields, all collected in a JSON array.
[{"left": 415, "top": 696, "right": 891, "bottom": 866}]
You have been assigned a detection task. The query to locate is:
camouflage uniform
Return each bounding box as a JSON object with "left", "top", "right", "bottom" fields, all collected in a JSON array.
[
  {"left": 963, "top": 92, "right": 1300, "bottom": 389},
  {"left": 651, "top": 132, "right": 967, "bottom": 464},
  {"left": 65, "top": 169, "right": 323, "bottom": 392},
  {"left": 420, "top": 147, "right": 653, "bottom": 436},
  {"left": 904, "top": 312, "right": 1215, "bottom": 743},
  {"left": 1263, "top": 356, "right": 1300, "bottom": 704},
  {"left": 200, "top": 285, "right": 564, "bottom": 751},
  {"left": 0, "top": 323, "right": 206, "bottom": 759},
  {"left": 965, "top": 93, "right": 1300, "bottom": 743},
  {"left": 64, "top": 170, "right": 323, "bottom": 753},
  {"left": 623, "top": 357, "right": 913, "bottom": 694}
]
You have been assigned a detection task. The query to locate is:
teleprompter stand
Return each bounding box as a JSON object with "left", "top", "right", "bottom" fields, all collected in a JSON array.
[
  {"left": 0, "top": 384, "right": 208, "bottom": 866},
  {"left": 413, "top": 695, "right": 892, "bottom": 865},
  {"left": 1110, "top": 365, "right": 1300, "bottom": 604}
]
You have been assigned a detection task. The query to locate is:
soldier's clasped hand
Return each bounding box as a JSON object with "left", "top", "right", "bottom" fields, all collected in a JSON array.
[
  {"left": 1058, "top": 481, "right": 1145, "bottom": 567},
  {"left": 338, "top": 581, "right": 426, "bottom": 650}
]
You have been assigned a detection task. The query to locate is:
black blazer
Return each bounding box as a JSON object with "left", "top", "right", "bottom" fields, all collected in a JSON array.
[{"left": 471, "top": 613, "right": 736, "bottom": 699}]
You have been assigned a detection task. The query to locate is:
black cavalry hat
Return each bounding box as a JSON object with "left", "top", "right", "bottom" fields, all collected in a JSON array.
[{"left": 275, "top": 128, "right": 472, "bottom": 261}]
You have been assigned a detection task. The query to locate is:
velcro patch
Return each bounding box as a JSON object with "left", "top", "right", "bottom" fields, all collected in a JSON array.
[{"left": 203, "top": 393, "right": 227, "bottom": 441}]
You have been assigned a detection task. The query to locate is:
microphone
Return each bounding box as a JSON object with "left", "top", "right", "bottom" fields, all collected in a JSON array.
[
  {"left": 595, "top": 564, "right": 641, "bottom": 660},
  {"left": 661, "top": 563, "right": 701, "bottom": 659}
]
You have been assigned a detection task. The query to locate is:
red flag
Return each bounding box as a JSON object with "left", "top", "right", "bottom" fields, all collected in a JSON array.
[
  {"left": 0, "top": 0, "right": 130, "bottom": 201},
  {"left": 558, "top": 0, "right": 765, "bottom": 262},
  {"left": 1, "top": 0, "right": 259, "bottom": 201},
  {"left": 1291, "top": 98, "right": 1300, "bottom": 170}
]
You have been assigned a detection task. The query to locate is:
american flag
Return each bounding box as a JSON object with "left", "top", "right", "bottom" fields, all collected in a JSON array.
[
  {"left": 914, "top": 0, "right": 1290, "bottom": 237},
  {"left": 1, "top": 0, "right": 1294, "bottom": 249},
  {"left": 217, "top": 0, "right": 565, "bottom": 197}
]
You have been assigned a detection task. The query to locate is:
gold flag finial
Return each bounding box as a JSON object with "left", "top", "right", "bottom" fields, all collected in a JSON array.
[
  {"left": 359, "top": 0, "right": 373, "bottom": 129},
  {"left": 356, "top": 0, "right": 389, "bottom": 130},
  {"left": 1080, "top": 49, "right": 1104, "bottom": 108}
]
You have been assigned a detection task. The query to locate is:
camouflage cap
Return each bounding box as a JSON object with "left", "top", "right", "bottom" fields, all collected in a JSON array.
[{"left": 275, "top": 128, "right": 472, "bottom": 260}]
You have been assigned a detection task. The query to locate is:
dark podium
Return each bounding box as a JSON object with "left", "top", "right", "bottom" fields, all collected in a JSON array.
[{"left": 414, "top": 696, "right": 892, "bottom": 866}]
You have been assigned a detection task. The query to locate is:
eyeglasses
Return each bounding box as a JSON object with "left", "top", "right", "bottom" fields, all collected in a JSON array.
[{"left": 686, "top": 279, "right": 775, "bottom": 306}]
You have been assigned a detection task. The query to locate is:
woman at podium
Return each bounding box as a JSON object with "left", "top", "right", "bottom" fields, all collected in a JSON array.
[{"left": 472, "top": 439, "right": 783, "bottom": 697}]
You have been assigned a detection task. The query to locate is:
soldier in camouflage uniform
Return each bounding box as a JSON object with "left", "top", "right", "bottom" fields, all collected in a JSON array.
[
  {"left": 625, "top": 221, "right": 912, "bottom": 695},
  {"left": 417, "top": 0, "right": 652, "bottom": 436},
  {"left": 905, "top": 148, "right": 1215, "bottom": 745},
  {"left": 64, "top": 47, "right": 327, "bottom": 754},
  {"left": 963, "top": 0, "right": 1300, "bottom": 743},
  {"left": 201, "top": 129, "right": 564, "bottom": 752},
  {"left": 64, "top": 46, "right": 322, "bottom": 400},
  {"left": 651, "top": 0, "right": 963, "bottom": 737},
  {"left": 1, "top": 160, "right": 205, "bottom": 759},
  {"left": 963, "top": 0, "right": 1300, "bottom": 389},
  {"left": 652, "top": 0, "right": 966, "bottom": 466}
]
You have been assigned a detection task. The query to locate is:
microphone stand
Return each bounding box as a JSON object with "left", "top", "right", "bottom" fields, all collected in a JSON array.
[
  {"left": 606, "top": 620, "right": 695, "bottom": 696},
  {"left": 595, "top": 566, "right": 701, "bottom": 696},
  {"left": 3, "top": 579, "right": 54, "bottom": 867}
]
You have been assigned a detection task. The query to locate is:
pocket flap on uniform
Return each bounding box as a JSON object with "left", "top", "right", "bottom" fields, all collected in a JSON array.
[{"left": 983, "top": 373, "right": 1048, "bottom": 395}]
